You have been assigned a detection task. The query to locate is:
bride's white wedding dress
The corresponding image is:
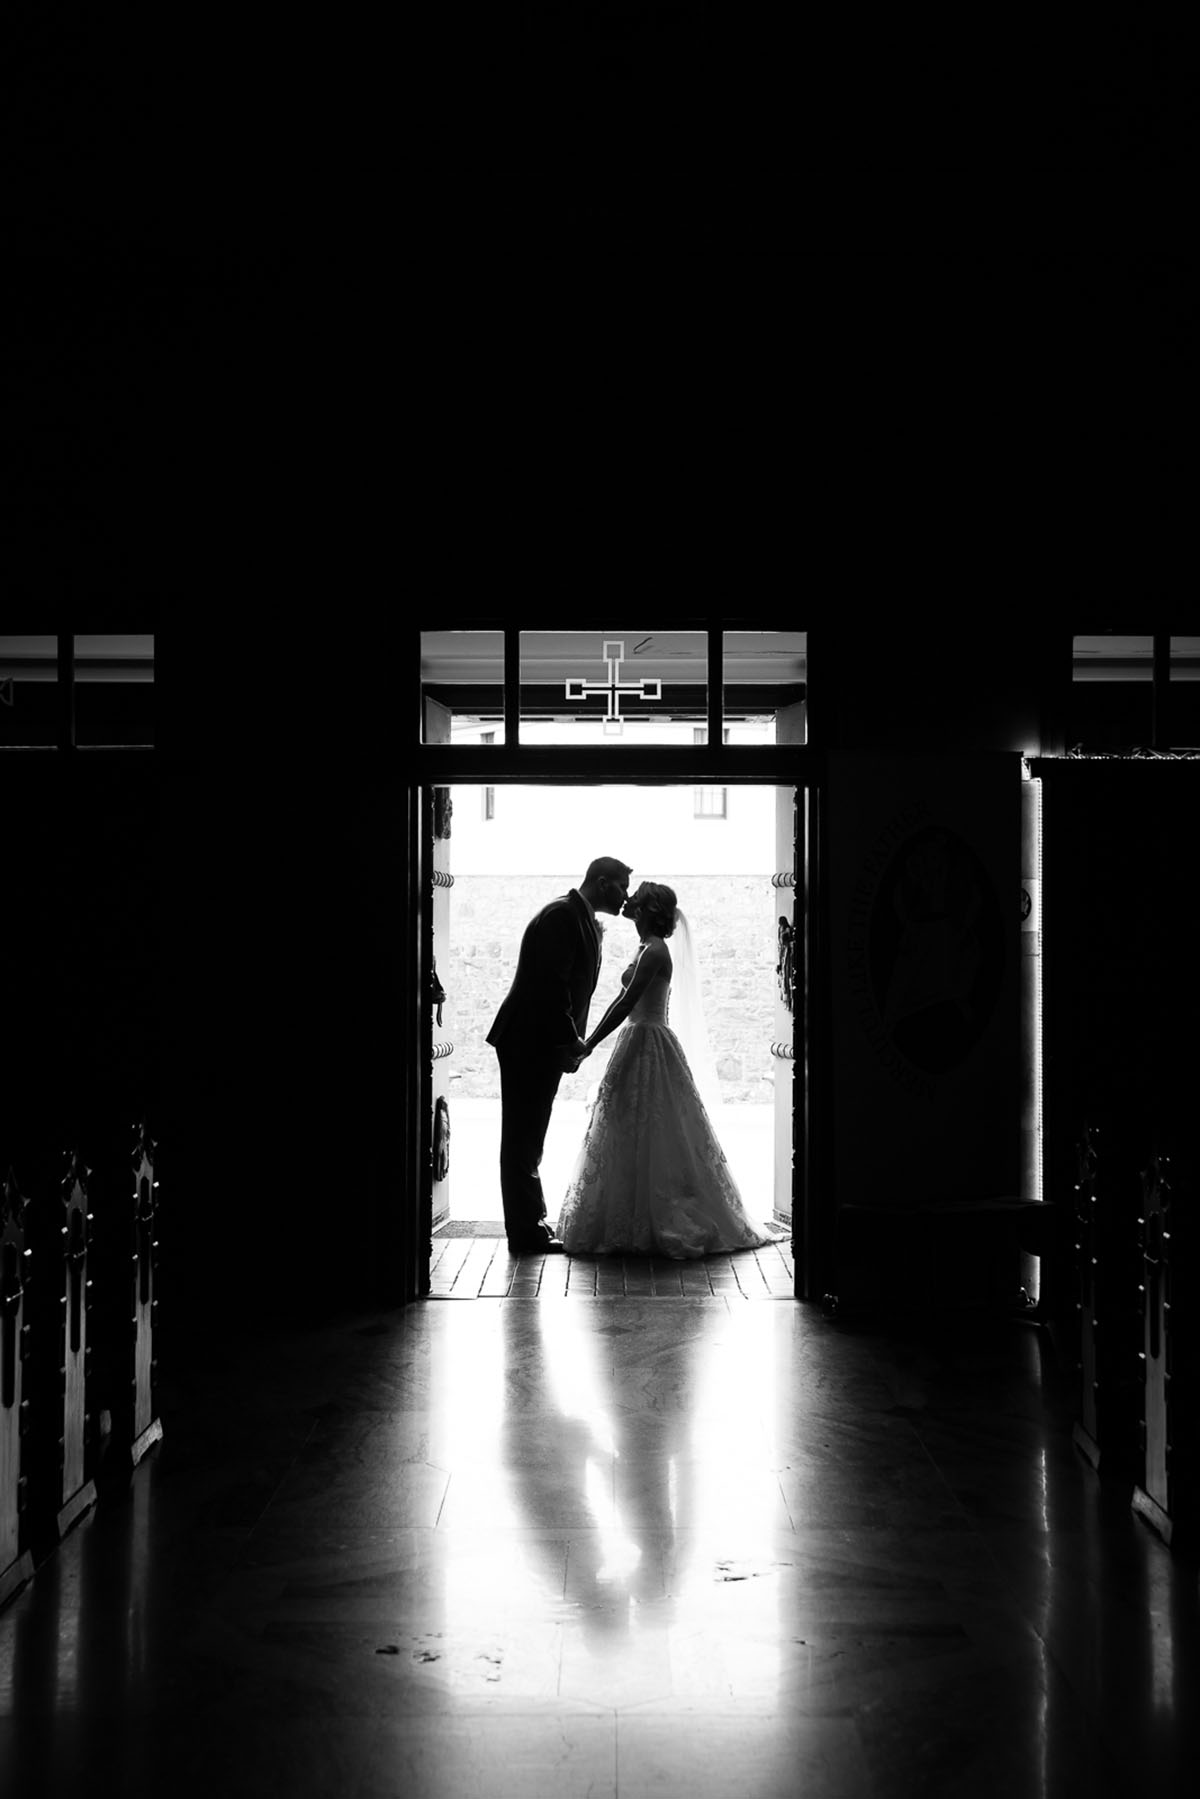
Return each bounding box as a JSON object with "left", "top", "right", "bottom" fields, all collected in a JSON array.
[{"left": 556, "top": 957, "right": 782, "bottom": 1259}]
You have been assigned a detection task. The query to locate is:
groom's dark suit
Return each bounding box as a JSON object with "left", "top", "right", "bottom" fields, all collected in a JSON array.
[{"left": 487, "top": 889, "right": 602, "bottom": 1244}]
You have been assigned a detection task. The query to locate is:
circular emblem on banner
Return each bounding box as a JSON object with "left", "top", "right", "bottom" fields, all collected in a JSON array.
[
  {"left": 1020, "top": 887, "right": 1032, "bottom": 922},
  {"left": 868, "top": 826, "right": 1005, "bottom": 1075}
]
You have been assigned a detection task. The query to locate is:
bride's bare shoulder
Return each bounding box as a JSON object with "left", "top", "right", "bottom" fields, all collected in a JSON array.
[{"left": 642, "top": 937, "right": 672, "bottom": 974}]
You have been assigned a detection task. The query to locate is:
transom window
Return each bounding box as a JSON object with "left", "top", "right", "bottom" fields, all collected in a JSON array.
[{"left": 419, "top": 630, "right": 806, "bottom": 747}]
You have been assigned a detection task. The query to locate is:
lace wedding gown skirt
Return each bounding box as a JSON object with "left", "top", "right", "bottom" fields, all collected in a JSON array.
[{"left": 556, "top": 973, "right": 780, "bottom": 1259}]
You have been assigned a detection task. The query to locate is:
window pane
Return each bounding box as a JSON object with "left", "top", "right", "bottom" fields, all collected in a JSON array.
[
  {"left": 421, "top": 631, "right": 506, "bottom": 743},
  {"left": 1170, "top": 638, "right": 1200, "bottom": 745},
  {"left": 1067, "top": 635, "right": 1196, "bottom": 750},
  {"left": 0, "top": 636, "right": 155, "bottom": 749},
  {"left": 74, "top": 633, "right": 155, "bottom": 747},
  {"left": 0, "top": 634, "right": 59, "bottom": 747},
  {"left": 722, "top": 631, "right": 806, "bottom": 743},
  {"left": 693, "top": 726, "right": 729, "bottom": 815},
  {"left": 520, "top": 629, "right": 707, "bottom": 745},
  {"left": 419, "top": 629, "right": 809, "bottom": 747},
  {"left": 1072, "top": 634, "right": 1153, "bottom": 681}
]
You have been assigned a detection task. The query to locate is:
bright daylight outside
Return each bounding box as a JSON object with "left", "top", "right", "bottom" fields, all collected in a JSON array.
[{"left": 441, "top": 751, "right": 784, "bottom": 1231}]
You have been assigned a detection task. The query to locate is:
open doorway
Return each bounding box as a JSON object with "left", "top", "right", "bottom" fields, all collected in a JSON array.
[
  {"left": 430, "top": 772, "right": 795, "bottom": 1246},
  {"left": 415, "top": 629, "right": 810, "bottom": 1300}
]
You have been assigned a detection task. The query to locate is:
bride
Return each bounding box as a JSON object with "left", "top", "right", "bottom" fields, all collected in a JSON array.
[{"left": 556, "top": 881, "right": 783, "bottom": 1259}]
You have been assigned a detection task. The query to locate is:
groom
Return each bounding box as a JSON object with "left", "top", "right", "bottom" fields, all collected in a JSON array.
[{"left": 487, "top": 857, "right": 632, "bottom": 1253}]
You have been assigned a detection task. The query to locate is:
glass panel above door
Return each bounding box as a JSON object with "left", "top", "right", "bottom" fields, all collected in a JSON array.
[
  {"left": 420, "top": 630, "right": 506, "bottom": 743},
  {"left": 722, "top": 631, "right": 807, "bottom": 744},
  {"left": 520, "top": 630, "right": 708, "bottom": 746},
  {"left": 418, "top": 627, "right": 809, "bottom": 749}
]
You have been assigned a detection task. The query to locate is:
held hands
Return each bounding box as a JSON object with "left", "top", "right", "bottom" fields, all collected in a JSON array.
[{"left": 559, "top": 1036, "right": 593, "bottom": 1073}]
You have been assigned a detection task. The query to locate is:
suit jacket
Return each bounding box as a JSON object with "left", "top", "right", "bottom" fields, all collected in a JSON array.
[{"left": 486, "top": 890, "right": 602, "bottom": 1055}]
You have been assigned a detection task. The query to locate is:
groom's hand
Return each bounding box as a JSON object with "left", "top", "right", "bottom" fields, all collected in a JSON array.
[{"left": 557, "top": 1036, "right": 589, "bottom": 1072}]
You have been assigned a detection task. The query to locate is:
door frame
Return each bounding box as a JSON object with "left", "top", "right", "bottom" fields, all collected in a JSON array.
[
  {"left": 403, "top": 626, "right": 827, "bottom": 1304},
  {"left": 408, "top": 760, "right": 826, "bottom": 1302}
]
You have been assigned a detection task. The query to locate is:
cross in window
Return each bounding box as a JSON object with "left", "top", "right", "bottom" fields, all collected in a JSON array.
[{"left": 565, "top": 640, "right": 663, "bottom": 736}]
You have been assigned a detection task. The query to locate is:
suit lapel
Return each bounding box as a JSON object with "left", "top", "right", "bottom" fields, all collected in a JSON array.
[{"left": 571, "top": 890, "right": 602, "bottom": 982}]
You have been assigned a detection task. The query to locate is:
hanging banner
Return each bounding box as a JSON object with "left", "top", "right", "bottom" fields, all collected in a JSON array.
[{"left": 827, "top": 752, "right": 1021, "bottom": 1210}]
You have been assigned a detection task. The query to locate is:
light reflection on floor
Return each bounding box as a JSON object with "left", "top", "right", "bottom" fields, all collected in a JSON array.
[{"left": 2, "top": 1294, "right": 1198, "bottom": 1797}]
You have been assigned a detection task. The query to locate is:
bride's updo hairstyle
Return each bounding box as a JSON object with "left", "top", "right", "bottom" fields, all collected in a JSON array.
[{"left": 632, "top": 881, "right": 678, "bottom": 939}]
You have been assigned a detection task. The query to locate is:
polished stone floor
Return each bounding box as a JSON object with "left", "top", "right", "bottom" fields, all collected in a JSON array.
[{"left": 2, "top": 1291, "right": 1197, "bottom": 1797}]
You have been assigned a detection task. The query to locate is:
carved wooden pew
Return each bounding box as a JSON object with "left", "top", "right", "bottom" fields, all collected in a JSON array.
[
  {"left": 0, "top": 1169, "right": 34, "bottom": 1609},
  {"left": 23, "top": 1148, "right": 100, "bottom": 1560},
  {"left": 90, "top": 1120, "right": 163, "bottom": 1470},
  {"left": 1069, "top": 1120, "right": 1143, "bottom": 1476}
]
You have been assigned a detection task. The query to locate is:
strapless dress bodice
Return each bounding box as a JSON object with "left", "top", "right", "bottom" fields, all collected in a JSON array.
[{"left": 628, "top": 971, "right": 671, "bottom": 1027}]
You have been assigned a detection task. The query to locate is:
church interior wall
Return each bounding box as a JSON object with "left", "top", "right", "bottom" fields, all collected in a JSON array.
[{"left": 5, "top": 625, "right": 1198, "bottom": 1338}]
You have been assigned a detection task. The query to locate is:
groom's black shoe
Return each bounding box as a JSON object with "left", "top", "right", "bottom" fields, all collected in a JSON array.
[{"left": 507, "top": 1228, "right": 566, "bottom": 1255}]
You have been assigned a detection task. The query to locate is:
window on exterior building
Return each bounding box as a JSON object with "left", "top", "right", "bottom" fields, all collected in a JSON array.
[
  {"left": 694, "top": 786, "right": 727, "bottom": 819},
  {"left": 481, "top": 731, "right": 496, "bottom": 818},
  {"left": 693, "top": 726, "right": 729, "bottom": 818}
]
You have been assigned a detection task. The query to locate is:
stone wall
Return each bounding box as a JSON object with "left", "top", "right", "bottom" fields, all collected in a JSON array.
[{"left": 441, "top": 874, "right": 781, "bottom": 1104}]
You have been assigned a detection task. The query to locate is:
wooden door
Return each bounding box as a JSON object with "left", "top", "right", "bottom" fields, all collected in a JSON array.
[
  {"left": 771, "top": 700, "right": 805, "bottom": 1231},
  {"left": 772, "top": 786, "right": 797, "bottom": 1228},
  {"left": 424, "top": 697, "right": 453, "bottom": 1233}
]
